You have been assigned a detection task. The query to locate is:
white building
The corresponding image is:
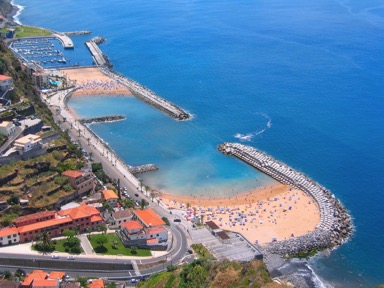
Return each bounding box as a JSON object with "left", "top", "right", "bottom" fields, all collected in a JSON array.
[
  {"left": 0, "top": 75, "right": 14, "bottom": 91},
  {"left": 14, "top": 134, "right": 42, "bottom": 153},
  {"left": 104, "top": 209, "right": 133, "bottom": 230},
  {"left": 0, "top": 121, "right": 16, "bottom": 137},
  {"left": 0, "top": 227, "right": 20, "bottom": 246}
]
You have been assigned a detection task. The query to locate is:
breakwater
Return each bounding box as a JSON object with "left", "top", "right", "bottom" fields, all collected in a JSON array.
[
  {"left": 99, "top": 67, "right": 191, "bottom": 121},
  {"left": 64, "top": 31, "right": 92, "bottom": 36},
  {"left": 79, "top": 115, "right": 125, "bottom": 124},
  {"left": 218, "top": 142, "right": 353, "bottom": 256},
  {"left": 128, "top": 164, "right": 159, "bottom": 174}
]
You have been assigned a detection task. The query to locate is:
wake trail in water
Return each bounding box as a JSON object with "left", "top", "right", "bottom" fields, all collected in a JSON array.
[{"left": 234, "top": 112, "right": 272, "bottom": 142}]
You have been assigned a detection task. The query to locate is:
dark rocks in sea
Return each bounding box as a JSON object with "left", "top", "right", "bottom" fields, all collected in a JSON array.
[{"left": 79, "top": 115, "right": 125, "bottom": 124}]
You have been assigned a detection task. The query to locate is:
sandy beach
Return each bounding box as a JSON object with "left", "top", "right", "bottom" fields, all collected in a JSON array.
[
  {"left": 161, "top": 184, "right": 320, "bottom": 245},
  {"left": 61, "top": 67, "right": 132, "bottom": 96}
]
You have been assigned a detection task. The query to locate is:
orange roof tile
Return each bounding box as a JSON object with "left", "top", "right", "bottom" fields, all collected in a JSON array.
[
  {"left": 48, "top": 271, "right": 65, "bottom": 280},
  {"left": 0, "top": 75, "right": 11, "bottom": 81},
  {"left": 121, "top": 220, "right": 143, "bottom": 231},
  {"left": 102, "top": 190, "right": 118, "bottom": 201},
  {"left": 62, "top": 170, "right": 83, "bottom": 178},
  {"left": 0, "top": 227, "right": 18, "bottom": 237},
  {"left": 90, "top": 215, "right": 103, "bottom": 223},
  {"left": 134, "top": 209, "right": 165, "bottom": 227},
  {"left": 145, "top": 226, "right": 167, "bottom": 235},
  {"left": 17, "top": 217, "right": 72, "bottom": 234},
  {"left": 15, "top": 210, "right": 55, "bottom": 226},
  {"left": 59, "top": 203, "right": 100, "bottom": 220},
  {"left": 32, "top": 279, "right": 58, "bottom": 287},
  {"left": 87, "top": 279, "right": 104, "bottom": 288},
  {"left": 146, "top": 238, "right": 158, "bottom": 244},
  {"left": 22, "top": 270, "right": 47, "bottom": 286}
]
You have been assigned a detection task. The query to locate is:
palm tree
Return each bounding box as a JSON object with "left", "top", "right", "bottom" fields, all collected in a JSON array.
[
  {"left": 200, "top": 214, "right": 205, "bottom": 224},
  {"left": 150, "top": 190, "right": 157, "bottom": 202},
  {"left": 40, "top": 231, "right": 52, "bottom": 253}
]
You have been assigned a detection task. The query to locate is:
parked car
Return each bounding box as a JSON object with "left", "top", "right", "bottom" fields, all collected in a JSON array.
[
  {"left": 174, "top": 218, "right": 181, "bottom": 222},
  {"left": 134, "top": 193, "right": 139, "bottom": 197},
  {"left": 51, "top": 254, "right": 59, "bottom": 259},
  {"left": 67, "top": 256, "right": 75, "bottom": 260},
  {"left": 130, "top": 278, "right": 139, "bottom": 283},
  {"left": 187, "top": 249, "right": 193, "bottom": 254}
]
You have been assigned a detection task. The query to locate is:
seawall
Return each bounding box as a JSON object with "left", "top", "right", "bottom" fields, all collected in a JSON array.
[
  {"left": 218, "top": 142, "right": 353, "bottom": 256},
  {"left": 99, "top": 67, "right": 191, "bottom": 121}
]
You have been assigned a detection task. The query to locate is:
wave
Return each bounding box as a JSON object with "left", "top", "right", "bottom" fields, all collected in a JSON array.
[
  {"left": 233, "top": 112, "right": 272, "bottom": 142},
  {"left": 11, "top": 1, "right": 24, "bottom": 25}
]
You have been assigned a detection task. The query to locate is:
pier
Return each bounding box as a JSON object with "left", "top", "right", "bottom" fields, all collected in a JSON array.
[
  {"left": 85, "top": 40, "right": 107, "bottom": 66},
  {"left": 53, "top": 33, "right": 74, "bottom": 49},
  {"left": 99, "top": 67, "right": 191, "bottom": 121},
  {"left": 218, "top": 142, "right": 352, "bottom": 255}
]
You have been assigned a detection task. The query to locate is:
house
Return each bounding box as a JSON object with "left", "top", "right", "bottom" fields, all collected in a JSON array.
[
  {"left": 133, "top": 208, "right": 165, "bottom": 228},
  {"left": 102, "top": 189, "right": 118, "bottom": 207},
  {"left": 31, "top": 71, "right": 49, "bottom": 88},
  {"left": 62, "top": 170, "right": 95, "bottom": 197},
  {"left": 104, "top": 209, "right": 132, "bottom": 230},
  {"left": 21, "top": 270, "right": 48, "bottom": 288},
  {"left": 15, "top": 211, "right": 55, "bottom": 227},
  {"left": 0, "top": 227, "right": 19, "bottom": 246},
  {"left": 120, "top": 219, "right": 168, "bottom": 246},
  {"left": 14, "top": 134, "right": 42, "bottom": 154},
  {"left": 21, "top": 269, "right": 62, "bottom": 288},
  {"left": 0, "top": 74, "right": 14, "bottom": 91},
  {"left": 87, "top": 279, "right": 104, "bottom": 288},
  {"left": 0, "top": 121, "right": 16, "bottom": 137}
]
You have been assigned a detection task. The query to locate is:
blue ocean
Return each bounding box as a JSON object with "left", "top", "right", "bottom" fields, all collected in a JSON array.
[{"left": 14, "top": 0, "right": 384, "bottom": 286}]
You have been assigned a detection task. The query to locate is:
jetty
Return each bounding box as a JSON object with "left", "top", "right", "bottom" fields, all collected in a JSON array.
[
  {"left": 79, "top": 115, "right": 125, "bottom": 124},
  {"left": 99, "top": 67, "right": 191, "bottom": 121},
  {"left": 85, "top": 40, "right": 107, "bottom": 66},
  {"left": 53, "top": 33, "right": 74, "bottom": 49},
  {"left": 218, "top": 142, "right": 352, "bottom": 256},
  {"left": 64, "top": 31, "right": 92, "bottom": 36}
]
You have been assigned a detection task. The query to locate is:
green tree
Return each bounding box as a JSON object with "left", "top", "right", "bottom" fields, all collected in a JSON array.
[
  {"left": 112, "top": 240, "right": 118, "bottom": 249},
  {"left": 3, "top": 270, "right": 12, "bottom": 280},
  {"left": 7, "top": 195, "right": 19, "bottom": 205},
  {"left": 62, "top": 229, "right": 75, "bottom": 241},
  {"left": 103, "top": 201, "right": 113, "bottom": 212},
  {"left": 123, "top": 198, "right": 135, "bottom": 209},
  {"left": 150, "top": 190, "right": 157, "bottom": 202},
  {"left": 38, "top": 231, "right": 53, "bottom": 253},
  {"left": 98, "top": 223, "right": 107, "bottom": 234},
  {"left": 140, "top": 198, "right": 149, "bottom": 210},
  {"left": 94, "top": 234, "right": 108, "bottom": 248},
  {"left": 130, "top": 246, "right": 137, "bottom": 255}
]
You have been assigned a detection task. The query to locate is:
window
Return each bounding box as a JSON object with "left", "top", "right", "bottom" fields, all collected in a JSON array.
[{"left": 8, "top": 236, "right": 11, "bottom": 239}]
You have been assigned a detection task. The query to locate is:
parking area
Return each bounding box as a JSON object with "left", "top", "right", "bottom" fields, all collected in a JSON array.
[{"left": 190, "top": 227, "right": 258, "bottom": 262}]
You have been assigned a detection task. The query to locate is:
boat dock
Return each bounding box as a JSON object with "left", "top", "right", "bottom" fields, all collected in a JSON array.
[
  {"left": 99, "top": 67, "right": 191, "bottom": 121},
  {"left": 218, "top": 142, "right": 352, "bottom": 254},
  {"left": 85, "top": 40, "right": 107, "bottom": 66}
]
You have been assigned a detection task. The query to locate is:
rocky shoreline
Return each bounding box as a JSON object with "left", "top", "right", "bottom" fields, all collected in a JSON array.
[{"left": 218, "top": 142, "right": 353, "bottom": 256}]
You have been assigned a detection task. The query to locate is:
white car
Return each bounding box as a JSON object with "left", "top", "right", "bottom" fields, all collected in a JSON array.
[
  {"left": 51, "top": 255, "right": 59, "bottom": 259},
  {"left": 67, "top": 256, "right": 75, "bottom": 260}
]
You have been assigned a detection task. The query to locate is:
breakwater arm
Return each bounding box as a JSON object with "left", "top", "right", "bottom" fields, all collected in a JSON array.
[
  {"left": 64, "top": 31, "right": 92, "bottom": 36},
  {"left": 99, "top": 67, "right": 191, "bottom": 121},
  {"left": 79, "top": 115, "right": 125, "bottom": 124},
  {"left": 218, "top": 142, "right": 353, "bottom": 255}
]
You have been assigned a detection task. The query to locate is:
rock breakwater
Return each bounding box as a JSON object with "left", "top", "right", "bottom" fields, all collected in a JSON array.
[
  {"left": 99, "top": 67, "right": 191, "bottom": 121},
  {"left": 79, "top": 115, "right": 125, "bottom": 124},
  {"left": 218, "top": 142, "right": 353, "bottom": 256}
]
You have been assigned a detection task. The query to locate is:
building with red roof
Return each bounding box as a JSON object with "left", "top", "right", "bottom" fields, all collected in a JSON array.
[
  {"left": 0, "top": 74, "right": 14, "bottom": 91},
  {"left": 62, "top": 170, "right": 95, "bottom": 197},
  {"left": 0, "top": 227, "right": 19, "bottom": 246},
  {"left": 102, "top": 189, "right": 118, "bottom": 207},
  {"left": 133, "top": 208, "right": 165, "bottom": 228},
  {"left": 87, "top": 279, "right": 104, "bottom": 288},
  {"left": 21, "top": 270, "right": 48, "bottom": 288},
  {"left": 15, "top": 211, "right": 55, "bottom": 227}
]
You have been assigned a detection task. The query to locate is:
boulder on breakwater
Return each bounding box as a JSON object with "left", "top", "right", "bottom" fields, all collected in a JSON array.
[{"left": 128, "top": 164, "right": 159, "bottom": 174}]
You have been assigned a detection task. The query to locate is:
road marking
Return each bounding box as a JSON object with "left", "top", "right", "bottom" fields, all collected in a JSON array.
[{"left": 131, "top": 260, "right": 141, "bottom": 276}]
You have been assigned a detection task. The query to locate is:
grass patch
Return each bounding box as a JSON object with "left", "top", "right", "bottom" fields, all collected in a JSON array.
[
  {"left": 88, "top": 233, "right": 151, "bottom": 257},
  {"left": 53, "top": 239, "right": 83, "bottom": 254},
  {"left": 14, "top": 25, "right": 52, "bottom": 38},
  {"left": 191, "top": 243, "right": 215, "bottom": 260}
]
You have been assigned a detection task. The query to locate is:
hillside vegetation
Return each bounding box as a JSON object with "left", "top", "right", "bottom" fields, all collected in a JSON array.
[{"left": 138, "top": 259, "right": 289, "bottom": 288}]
